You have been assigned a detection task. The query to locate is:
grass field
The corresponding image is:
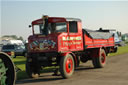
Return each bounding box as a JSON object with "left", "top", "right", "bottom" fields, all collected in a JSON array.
[
  {"left": 13, "top": 57, "right": 56, "bottom": 80},
  {"left": 109, "top": 44, "right": 128, "bottom": 56},
  {"left": 12, "top": 56, "right": 28, "bottom": 80},
  {"left": 13, "top": 44, "right": 128, "bottom": 80}
]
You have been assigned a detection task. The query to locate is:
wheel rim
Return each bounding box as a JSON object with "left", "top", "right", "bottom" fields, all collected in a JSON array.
[
  {"left": 65, "top": 58, "right": 73, "bottom": 73},
  {"left": 0, "top": 58, "right": 8, "bottom": 85},
  {"left": 101, "top": 53, "right": 106, "bottom": 64}
]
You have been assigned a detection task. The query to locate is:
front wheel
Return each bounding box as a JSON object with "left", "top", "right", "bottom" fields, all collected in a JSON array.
[
  {"left": 59, "top": 54, "right": 75, "bottom": 79},
  {"left": 92, "top": 49, "right": 106, "bottom": 68},
  {"left": 26, "top": 58, "right": 40, "bottom": 78}
]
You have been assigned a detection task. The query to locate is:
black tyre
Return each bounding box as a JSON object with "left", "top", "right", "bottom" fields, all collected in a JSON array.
[
  {"left": 113, "top": 47, "right": 118, "bottom": 53},
  {"left": 59, "top": 54, "right": 75, "bottom": 79},
  {"left": 92, "top": 49, "right": 106, "bottom": 68},
  {"left": 26, "top": 58, "right": 40, "bottom": 78},
  {"left": 0, "top": 52, "right": 16, "bottom": 85}
]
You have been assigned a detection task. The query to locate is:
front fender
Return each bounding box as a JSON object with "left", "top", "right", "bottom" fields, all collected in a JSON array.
[{"left": 60, "top": 52, "right": 78, "bottom": 67}]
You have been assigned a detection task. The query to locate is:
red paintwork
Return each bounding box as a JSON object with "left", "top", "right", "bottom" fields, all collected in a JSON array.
[
  {"left": 65, "top": 58, "right": 73, "bottom": 73},
  {"left": 28, "top": 33, "right": 59, "bottom": 52},
  {"left": 84, "top": 34, "right": 114, "bottom": 48},
  {"left": 60, "top": 52, "right": 78, "bottom": 66},
  {"left": 32, "top": 17, "right": 66, "bottom": 25},
  {"left": 101, "top": 53, "right": 106, "bottom": 64},
  {"left": 7, "top": 52, "right": 11, "bottom": 56},
  {"left": 60, "top": 52, "right": 72, "bottom": 57},
  {"left": 28, "top": 17, "right": 115, "bottom": 53}
]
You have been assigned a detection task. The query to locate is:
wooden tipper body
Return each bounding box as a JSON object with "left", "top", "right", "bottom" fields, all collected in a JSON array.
[{"left": 83, "top": 29, "right": 114, "bottom": 49}]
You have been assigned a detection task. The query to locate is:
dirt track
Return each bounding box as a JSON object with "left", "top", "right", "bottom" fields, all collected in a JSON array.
[{"left": 16, "top": 53, "right": 128, "bottom": 85}]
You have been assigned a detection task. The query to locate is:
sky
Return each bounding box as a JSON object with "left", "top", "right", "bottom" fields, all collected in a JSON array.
[{"left": 1, "top": 0, "right": 128, "bottom": 40}]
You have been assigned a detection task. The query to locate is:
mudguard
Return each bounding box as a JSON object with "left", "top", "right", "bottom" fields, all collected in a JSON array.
[{"left": 60, "top": 52, "right": 78, "bottom": 67}]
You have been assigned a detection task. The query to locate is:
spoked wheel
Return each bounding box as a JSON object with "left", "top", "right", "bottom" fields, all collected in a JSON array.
[
  {"left": 26, "top": 58, "right": 40, "bottom": 78},
  {"left": 0, "top": 52, "right": 16, "bottom": 85},
  {"left": 92, "top": 49, "right": 106, "bottom": 68},
  {"left": 0, "top": 58, "right": 7, "bottom": 85},
  {"left": 59, "top": 54, "right": 74, "bottom": 79}
]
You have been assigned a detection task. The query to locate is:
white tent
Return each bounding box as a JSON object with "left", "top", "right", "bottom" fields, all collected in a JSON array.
[{"left": 1, "top": 40, "right": 24, "bottom": 45}]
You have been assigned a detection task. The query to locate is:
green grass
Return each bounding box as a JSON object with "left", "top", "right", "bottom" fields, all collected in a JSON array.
[
  {"left": 12, "top": 56, "right": 56, "bottom": 80},
  {"left": 12, "top": 56, "right": 28, "bottom": 80},
  {"left": 13, "top": 44, "right": 128, "bottom": 80},
  {"left": 109, "top": 44, "right": 128, "bottom": 56}
]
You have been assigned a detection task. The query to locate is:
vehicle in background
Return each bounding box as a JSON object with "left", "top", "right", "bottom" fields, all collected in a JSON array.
[
  {"left": 0, "top": 44, "right": 3, "bottom": 51},
  {"left": 1, "top": 44, "right": 26, "bottom": 58},
  {"left": 97, "top": 28, "right": 124, "bottom": 46},
  {"left": 1, "top": 40, "right": 24, "bottom": 45},
  {"left": 122, "top": 34, "right": 128, "bottom": 43},
  {"left": 111, "top": 31, "right": 124, "bottom": 46}
]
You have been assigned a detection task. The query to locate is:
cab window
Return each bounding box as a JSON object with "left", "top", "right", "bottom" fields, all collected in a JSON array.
[
  {"left": 69, "top": 21, "right": 78, "bottom": 33},
  {"left": 33, "top": 22, "right": 67, "bottom": 35},
  {"left": 50, "top": 22, "right": 67, "bottom": 33}
]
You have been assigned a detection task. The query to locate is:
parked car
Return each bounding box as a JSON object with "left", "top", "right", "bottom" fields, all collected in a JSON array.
[
  {"left": 1, "top": 44, "right": 26, "bottom": 58},
  {"left": 0, "top": 44, "right": 3, "bottom": 51}
]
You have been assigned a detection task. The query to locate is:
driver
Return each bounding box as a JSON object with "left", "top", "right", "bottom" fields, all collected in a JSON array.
[{"left": 50, "top": 23, "right": 56, "bottom": 33}]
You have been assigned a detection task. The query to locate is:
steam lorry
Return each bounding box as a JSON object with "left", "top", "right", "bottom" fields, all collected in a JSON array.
[{"left": 26, "top": 16, "right": 117, "bottom": 79}]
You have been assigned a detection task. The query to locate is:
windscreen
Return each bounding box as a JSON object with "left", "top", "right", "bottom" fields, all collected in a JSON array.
[
  {"left": 2, "top": 45, "right": 15, "bottom": 50},
  {"left": 53, "top": 23, "right": 67, "bottom": 32},
  {"left": 33, "top": 22, "right": 67, "bottom": 35},
  {"left": 33, "top": 24, "right": 44, "bottom": 34}
]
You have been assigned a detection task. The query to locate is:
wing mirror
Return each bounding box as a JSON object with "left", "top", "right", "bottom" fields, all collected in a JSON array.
[{"left": 29, "top": 25, "right": 32, "bottom": 28}]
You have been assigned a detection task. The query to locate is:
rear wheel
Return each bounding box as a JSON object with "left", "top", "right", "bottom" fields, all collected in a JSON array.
[
  {"left": 92, "top": 49, "right": 106, "bottom": 68},
  {"left": 113, "top": 47, "right": 118, "bottom": 53},
  {"left": 26, "top": 58, "right": 40, "bottom": 78},
  {"left": 59, "top": 54, "right": 75, "bottom": 79}
]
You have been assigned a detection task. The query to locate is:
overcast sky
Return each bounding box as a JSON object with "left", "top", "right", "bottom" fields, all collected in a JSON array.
[{"left": 1, "top": 0, "right": 128, "bottom": 40}]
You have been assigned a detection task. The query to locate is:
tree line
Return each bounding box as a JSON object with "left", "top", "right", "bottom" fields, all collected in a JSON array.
[{"left": 2, "top": 35, "right": 24, "bottom": 41}]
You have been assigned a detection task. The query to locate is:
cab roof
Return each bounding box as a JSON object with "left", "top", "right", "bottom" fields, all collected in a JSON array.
[{"left": 32, "top": 17, "right": 81, "bottom": 25}]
